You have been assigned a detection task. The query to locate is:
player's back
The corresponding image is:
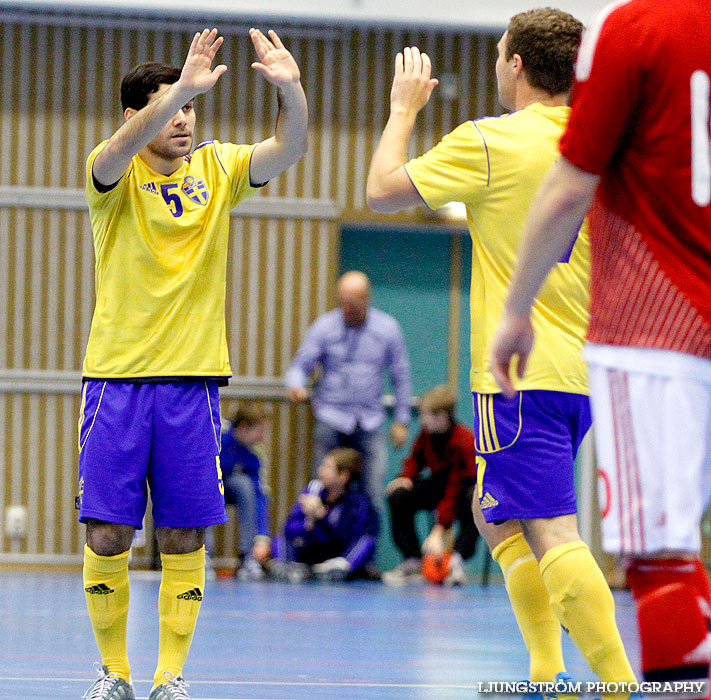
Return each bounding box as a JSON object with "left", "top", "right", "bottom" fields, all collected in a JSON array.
[
  {"left": 593, "top": 0, "right": 711, "bottom": 259},
  {"left": 405, "top": 103, "right": 590, "bottom": 394},
  {"left": 468, "top": 105, "right": 590, "bottom": 395},
  {"left": 562, "top": 0, "right": 711, "bottom": 356}
]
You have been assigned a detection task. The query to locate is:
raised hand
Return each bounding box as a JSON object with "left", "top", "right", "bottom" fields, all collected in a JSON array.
[
  {"left": 299, "top": 493, "right": 326, "bottom": 520},
  {"left": 250, "top": 28, "right": 301, "bottom": 87},
  {"left": 390, "top": 46, "right": 439, "bottom": 116},
  {"left": 287, "top": 386, "right": 309, "bottom": 402},
  {"left": 385, "top": 477, "right": 413, "bottom": 496},
  {"left": 179, "top": 28, "right": 227, "bottom": 95},
  {"left": 389, "top": 421, "right": 408, "bottom": 448},
  {"left": 421, "top": 525, "right": 447, "bottom": 556}
]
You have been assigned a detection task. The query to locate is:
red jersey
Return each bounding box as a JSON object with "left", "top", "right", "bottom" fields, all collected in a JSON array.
[
  {"left": 400, "top": 423, "right": 477, "bottom": 528},
  {"left": 560, "top": 0, "right": 711, "bottom": 357}
]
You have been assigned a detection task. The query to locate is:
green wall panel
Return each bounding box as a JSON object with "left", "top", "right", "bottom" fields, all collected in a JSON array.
[{"left": 340, "top": 224, "right": 484, "bottom": 572}]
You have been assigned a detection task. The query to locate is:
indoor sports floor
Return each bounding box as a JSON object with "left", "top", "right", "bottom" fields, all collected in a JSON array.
[{"left": 0, "top": 570, "right": 640, "bottom": 700}]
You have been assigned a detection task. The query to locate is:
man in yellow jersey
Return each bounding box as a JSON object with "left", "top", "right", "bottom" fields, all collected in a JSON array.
[
  {"left": 366, "top": 9, "right": 636, "bottom": 700},
  {"left": 78, "top": 28, "right": 307, "bottom": 700}
]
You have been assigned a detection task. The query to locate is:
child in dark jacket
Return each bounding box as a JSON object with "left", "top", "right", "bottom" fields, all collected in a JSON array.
[
  {"left": 220, "top": 403, "right": 271, "bottom": 580},
  {"left": 270, "top": 448, "right": 379, "bottom": 582}
]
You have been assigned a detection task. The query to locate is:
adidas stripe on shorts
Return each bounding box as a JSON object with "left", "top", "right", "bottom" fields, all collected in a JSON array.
[{"left": 472, "top": 389, "right": 591, "bottom": 524}]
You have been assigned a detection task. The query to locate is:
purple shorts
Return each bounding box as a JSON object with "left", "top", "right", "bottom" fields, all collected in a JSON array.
[
  {"left": 473, "top": 390, "right": 591, "bottom": 523},
  {"left": 77, "top": 380, "right": 228, "bottom": 529}
]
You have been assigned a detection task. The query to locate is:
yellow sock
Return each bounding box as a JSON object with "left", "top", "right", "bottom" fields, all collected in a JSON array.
[
  {"left": 83, "top": 544, "right": 131, "bottom": 681},
  {"left": 540, "top": 541, "right": 636, "bottom": 700},
  {"left": 154, "top": 546, "right": 205, "bottom": 688},
  {"left": 493, "top": 533, "right": 566, "bottom": 682}
]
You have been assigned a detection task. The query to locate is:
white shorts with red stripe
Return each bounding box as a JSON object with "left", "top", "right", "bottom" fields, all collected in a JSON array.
[{"left": 585, "top": 343, "right": 711, "bottom": 555}]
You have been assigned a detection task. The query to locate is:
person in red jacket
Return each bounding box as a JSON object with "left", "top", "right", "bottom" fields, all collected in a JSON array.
[{"left": 383, "top": 384, "right": 479, "bottom": 585}]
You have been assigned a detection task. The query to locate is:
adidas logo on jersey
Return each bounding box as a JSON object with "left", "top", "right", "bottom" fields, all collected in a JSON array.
[
  {"left": 480, "top": 492, "right": 499, "bottom": 509},
  {"left": 140, "top": 181, "right": 159, "bottom": 195},
  {"left": 177, "top": 587, "right": 203, "bottom": 601},
  {"left": 85, "top": 583, "right": 114, "bottom": 595}
]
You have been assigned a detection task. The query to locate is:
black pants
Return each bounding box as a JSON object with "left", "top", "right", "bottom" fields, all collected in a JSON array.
[{"left": 388, "top": 478, "right": 479, "bottom": 560}]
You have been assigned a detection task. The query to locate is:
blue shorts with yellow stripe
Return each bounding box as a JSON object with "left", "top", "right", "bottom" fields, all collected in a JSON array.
[
  {"left": 473, "top": 390, "right": 591, "bottom": 523},
  {"left": 77, "top": 379, "right": 229, "bottom": 529}
]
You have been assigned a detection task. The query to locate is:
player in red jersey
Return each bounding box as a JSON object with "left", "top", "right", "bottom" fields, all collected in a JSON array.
[{"left": 491, "top": 0, "right": 711, "bottom": 693}]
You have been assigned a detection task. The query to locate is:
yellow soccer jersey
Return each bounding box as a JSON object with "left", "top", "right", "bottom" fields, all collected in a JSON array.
[
  {"left": 406, "top": 103, "right": 589, "bottom": 395},
  {"left": 83, "top": 139, "right": 259, "bottom": 379}
]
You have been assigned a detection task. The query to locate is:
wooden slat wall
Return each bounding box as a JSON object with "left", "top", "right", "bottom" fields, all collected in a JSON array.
[{"left": 0, "top": 10, "right": 498, "bottom": 564}]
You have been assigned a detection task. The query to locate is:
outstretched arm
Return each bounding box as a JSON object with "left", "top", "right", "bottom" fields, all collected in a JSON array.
[
  {"left": 366, "top": 47, "right": 438, "bottom": 213},
  {"left": 249, "top": 29, "right": 308, "bottom": 184},
  {"left": 93, "top": 28, "right": 227, "bottom": 186},
  {"left": 490, "top": 157, "right": 599, "bottom": 396}
]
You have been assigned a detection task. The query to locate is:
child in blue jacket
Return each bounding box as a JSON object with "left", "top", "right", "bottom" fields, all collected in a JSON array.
[
  {"left": 271, "top": 448, "right": 379, "bottom": 581},
  {"left": 220, "top": 403, "right": 271, "bottom": 579}
]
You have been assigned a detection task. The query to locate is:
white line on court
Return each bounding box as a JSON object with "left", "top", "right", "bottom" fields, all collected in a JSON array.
[{"left": 0, "top": 676, "right": 480, "bottom": 690}]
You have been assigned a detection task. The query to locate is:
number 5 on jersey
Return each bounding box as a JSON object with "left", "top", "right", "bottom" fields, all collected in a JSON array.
[{"left": 160, "top": 183, "right": 184, "bottom": 217}]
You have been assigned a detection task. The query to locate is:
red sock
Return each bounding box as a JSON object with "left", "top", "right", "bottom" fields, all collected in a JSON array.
[
  {"left": 627, "top": 558, "right": 711, "bottom": 685},
  {"left": 692, "top": 559, "right": 711, "bottom": 609}
]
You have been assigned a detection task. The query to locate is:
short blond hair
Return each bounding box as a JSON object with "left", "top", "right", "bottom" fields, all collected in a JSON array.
[
  {"left": 419, "top": 384, "right": 457, "bottom": 419},
  {"left": 231, "top": 401, "right": 267, "bottom": 427},
  {"left": 327, "top": 447, "right": 362, "bottom": 480}
]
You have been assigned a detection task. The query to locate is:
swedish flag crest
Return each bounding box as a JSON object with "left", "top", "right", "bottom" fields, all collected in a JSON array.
[{"left": 182, "top": 176, "right": 209, "bottom": 206}]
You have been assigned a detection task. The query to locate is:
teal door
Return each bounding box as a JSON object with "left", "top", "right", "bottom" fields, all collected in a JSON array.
[{"left": 340, "top": 224, "right": 483, "bottom": 572}]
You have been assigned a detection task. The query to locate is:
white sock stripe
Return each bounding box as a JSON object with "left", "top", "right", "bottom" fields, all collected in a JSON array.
[{"left": 502, "top": 552, "right": 535, "bottom": 579}]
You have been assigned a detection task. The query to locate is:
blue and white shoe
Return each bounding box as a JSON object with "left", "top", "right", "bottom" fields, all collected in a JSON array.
[
  {"left": 525, "top": 672, "right": 578, "bottom": 700},
  {"left": 82, "top": 663, "right": 135, "bottom": 700},
  {"left": 148, "top": 672, "right": 191, "bottom": 700}
]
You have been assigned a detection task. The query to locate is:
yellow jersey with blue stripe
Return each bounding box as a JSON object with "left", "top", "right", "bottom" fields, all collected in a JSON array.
[
  {"left": 83, "top": 139, "right": 258, "bottom": 379},
  {"left": 405, "top": 103, "right": 589, "bottom": 395}
]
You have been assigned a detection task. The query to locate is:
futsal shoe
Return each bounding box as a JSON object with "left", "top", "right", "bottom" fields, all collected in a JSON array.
[
  {"left": 444, "top": 552, "right": 467, "bottom": 586},
  {"left": 524, "top": 672, "right": 579, "bottom": 700},
  {"left": 312, "top": 556, "right": 351, "bottom": 582},
  {"left": 286, "top": 562, "right": 311, "bottom": 583},
  {"left": 82, "top": 663, "right": 135, "bottom": 700},
  {"left": 382, "top": 558, "right": 424, "bottom": 586},
  {"left": 265, "top": 558, "right": 289, "bottom": 580},
  {"left": 148, "top": 672, "right": 191, "bottom": 699},
  {"left": 236, "top": 555, "right": 265, "bottom": 581}
]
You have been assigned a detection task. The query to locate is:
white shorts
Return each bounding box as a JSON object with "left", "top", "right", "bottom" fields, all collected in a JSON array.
[{"left": 585, "top": 343, "right": 711, "bottom": 555}]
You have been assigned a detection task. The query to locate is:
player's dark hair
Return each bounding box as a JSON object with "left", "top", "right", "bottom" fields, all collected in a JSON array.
[
  {"left": 120, "top": 62, "right": 182, "bottom": 111},
  {"left": 506, "top": 8, "right": 583, "bottom": 97}
]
